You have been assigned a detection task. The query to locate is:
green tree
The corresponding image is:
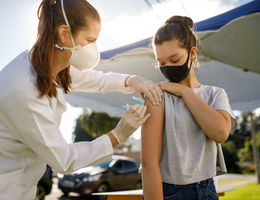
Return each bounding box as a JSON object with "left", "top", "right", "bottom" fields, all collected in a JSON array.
[
  {"left": 238, "top": 132, "right": 260, "bottom": 162},
  {"left": 73, "top": 111, "right": 120, "bottom": 142},
  {"left": 223, "top": 111, "right": 260, "bottom": 173},
  {"left": 73, "top": 118, "right": 94, "bottom": 142},
  {"left": 222, "top": 141, "right": 241, "bottom": 173},
  {"left": 229, "top": 112, "right": 252, "bottom": 149}
]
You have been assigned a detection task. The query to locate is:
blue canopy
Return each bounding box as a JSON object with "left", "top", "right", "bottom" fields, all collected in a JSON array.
[{"left": 194, "top": 0, "right": 260, "bottom": 31}]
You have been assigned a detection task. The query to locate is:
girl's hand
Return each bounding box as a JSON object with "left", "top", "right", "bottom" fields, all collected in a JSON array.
[{"left": 158, "top": 81, "right": 187, "bottom": 97}]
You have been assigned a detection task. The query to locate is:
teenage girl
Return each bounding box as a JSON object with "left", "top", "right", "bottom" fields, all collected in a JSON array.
[{"left": 141, "top": 16, "right": 237, "bottom": 200}]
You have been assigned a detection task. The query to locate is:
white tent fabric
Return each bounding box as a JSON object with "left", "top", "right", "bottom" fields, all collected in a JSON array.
[
  {"left": 198, "top": 13, "right": 260, "bottom": 73},
  {"left": 66, "top": 54, "right": 260, "bottom": 116},
  {"left": 66, "top": 1, "right": 260, "bottom": 116}
]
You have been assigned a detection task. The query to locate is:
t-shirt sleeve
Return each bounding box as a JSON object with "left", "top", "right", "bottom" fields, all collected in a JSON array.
[
  {"left": 212, "top": 89, "right": 237, "bottom": 132},
  {"left": 0, "top": 85, "right": 113, "bottom": 174}
]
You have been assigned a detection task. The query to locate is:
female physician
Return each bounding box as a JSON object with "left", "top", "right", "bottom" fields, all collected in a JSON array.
[{"left": 0, "top": 0, "right": 162, "bottom": 199}]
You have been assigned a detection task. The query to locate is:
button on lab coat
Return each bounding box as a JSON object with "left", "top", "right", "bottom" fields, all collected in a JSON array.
[{"left": 0, "top": 51, "right": 134, "bottom": 199}]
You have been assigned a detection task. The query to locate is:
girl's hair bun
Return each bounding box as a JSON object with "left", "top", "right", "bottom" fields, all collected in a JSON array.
[{"left": 165, "top": 15, "right": 194, "bottom": 30}]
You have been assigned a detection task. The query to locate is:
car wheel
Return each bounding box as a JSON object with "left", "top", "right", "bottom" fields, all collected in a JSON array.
[
  {"left": 36, "top": 185, "right": 46, "bottom": 200},
  {"left": 97, "top": 183, "right": 109, "bottom": 193},
  {"left": 136, "top": 181, "right": 142, "bottom": 189},
  {"left": 61, "top": 190, "right": 69, "bottom": 196},
  {"left": 97, "top": 183, "right": 108, "bottom": 200}
]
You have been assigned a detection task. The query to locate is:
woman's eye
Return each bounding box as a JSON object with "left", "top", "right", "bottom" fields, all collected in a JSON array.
[{"left": 87, "top": 39, "right": 95, "bottom": 43}]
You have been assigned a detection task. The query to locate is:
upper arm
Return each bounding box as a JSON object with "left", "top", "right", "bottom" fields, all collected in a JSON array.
[{"left": 141, "top": 99, "right": 164, "bottom": 166}]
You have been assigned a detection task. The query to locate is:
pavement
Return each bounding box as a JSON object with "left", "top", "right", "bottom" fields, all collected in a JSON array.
[
  {"left": 44, "top": 174, "right": 258, "bottom": 200},
  {"left": 216, "top": 173, "right": 257, "bottom": 190}
]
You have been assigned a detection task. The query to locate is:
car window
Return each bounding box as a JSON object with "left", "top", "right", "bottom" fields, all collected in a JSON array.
[
  {"left": 113, "top": 160, "right": 124, "bottom": 169},
  {"left": 94, "top": 160, "right": 112, "bottom": 169},
  {"left": 124, "top": 161, "right": 137, "bottom": 170}
]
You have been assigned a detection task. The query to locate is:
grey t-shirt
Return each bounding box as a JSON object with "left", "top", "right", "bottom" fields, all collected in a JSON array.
[{"left": 160, "top": 84, "right": 237, "bottom": 185}]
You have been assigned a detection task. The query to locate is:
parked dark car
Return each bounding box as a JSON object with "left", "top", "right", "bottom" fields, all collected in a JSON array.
[
  {"left": 58, "top": 155, "right": 142, "bottom": 196},
  {"left": 36, "top": 165, "right": 53, "bottom": 200}
]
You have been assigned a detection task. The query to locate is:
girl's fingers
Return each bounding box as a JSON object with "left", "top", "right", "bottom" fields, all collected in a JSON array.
[{"left": 159, "top": 84, "right": 166, "bottom": 91}]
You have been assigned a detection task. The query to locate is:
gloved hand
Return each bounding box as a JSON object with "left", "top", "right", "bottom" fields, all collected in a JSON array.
[
  {"left": 126, "top": 75, "right": 162, "bottom": 106},
  {"left": 111, "top": 104, "right": 151, "bottom": 143}
]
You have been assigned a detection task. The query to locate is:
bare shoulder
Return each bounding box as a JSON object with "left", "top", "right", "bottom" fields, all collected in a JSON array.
[{"left": 142, "top": 98, "right": 164, "bottom": 128}]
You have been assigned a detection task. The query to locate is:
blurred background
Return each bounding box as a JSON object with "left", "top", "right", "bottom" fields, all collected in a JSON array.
[{"left": 1, "top": 0, "right": 260, "bottom": 200}]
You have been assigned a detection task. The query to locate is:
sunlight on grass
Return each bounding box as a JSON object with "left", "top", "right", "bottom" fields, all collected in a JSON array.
[{"left": 220, "top": 183, "right": 260, "bottom": 200}]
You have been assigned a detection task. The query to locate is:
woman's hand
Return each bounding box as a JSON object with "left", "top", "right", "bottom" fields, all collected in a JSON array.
[
  {"left": 126, "top": 75, "right": 162, "bottom": 105},
  {"left": 158, "top": 81, "right": 187, "bottom": 97},
  {"left": 110, "top": 104, "right": 151, "bottom": 144}
]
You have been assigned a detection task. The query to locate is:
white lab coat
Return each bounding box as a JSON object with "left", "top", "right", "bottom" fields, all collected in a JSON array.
[{"left": 0, "top": 51, "right": 134, "bottom": 200}]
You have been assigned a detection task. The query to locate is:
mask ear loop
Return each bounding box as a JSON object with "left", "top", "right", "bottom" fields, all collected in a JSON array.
[
  {"left": 60, "top": 0, "right": 76, "bottom": 49},
  {"left": 187, "top": 49, "right": 193, "bottom": 69}
]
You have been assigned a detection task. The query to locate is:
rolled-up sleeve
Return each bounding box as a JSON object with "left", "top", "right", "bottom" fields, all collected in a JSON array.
[
  {"left": 0, "top": 85, "right": 113, "bottom": 174},
  {"left": 70, "top": 66, "right": 134, "bottom": 93}
]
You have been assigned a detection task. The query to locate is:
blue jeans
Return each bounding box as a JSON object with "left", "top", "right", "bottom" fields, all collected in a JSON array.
[{"left": 162, "top": 178, "right": 219, "bottom": 200}]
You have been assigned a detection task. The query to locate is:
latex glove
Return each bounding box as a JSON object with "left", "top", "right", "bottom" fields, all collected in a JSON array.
[
  {"left": 111, "top": 104, "right": 151, "bottom": 143},
  {"left": 126, "top": 75, "right": 162, "bottom": 105}
]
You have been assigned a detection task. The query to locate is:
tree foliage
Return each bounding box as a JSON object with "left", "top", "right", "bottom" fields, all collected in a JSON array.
[
  {"left": 222, "top": 111, "right": 260, "bottom": 173},
  {"left": 73, "top": 111, "right": 120, "bottom": 142},
  {"left": 238, "top": 132, "right": 260, "bottom": 162}
]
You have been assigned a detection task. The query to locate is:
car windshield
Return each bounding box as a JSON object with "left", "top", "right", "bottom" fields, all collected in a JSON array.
[{"left": 94, "top": 160, "right": 112, "bottom": 169}]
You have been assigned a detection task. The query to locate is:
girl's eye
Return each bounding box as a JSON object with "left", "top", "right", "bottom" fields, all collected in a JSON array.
[
  {"left": 170, "top": 59, "right": 179, "bottom": 63},
  {"left": 159, "top": 62, "right": 165, "bottom": 66}
]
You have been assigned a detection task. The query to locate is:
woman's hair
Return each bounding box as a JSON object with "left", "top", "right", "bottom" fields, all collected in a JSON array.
[
  {"left": 30, "top": 0, "right": 100, "bottom": 98},
  {"left": 153, "top": 16, "right": 197, "bottom": 51}
]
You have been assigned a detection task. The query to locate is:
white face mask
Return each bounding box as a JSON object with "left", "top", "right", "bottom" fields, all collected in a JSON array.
[{"left": 55, "top": 0, "right": 100, "bottom": 71}]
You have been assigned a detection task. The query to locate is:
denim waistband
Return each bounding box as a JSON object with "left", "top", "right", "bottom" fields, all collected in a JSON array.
[{"left": 163, "top": 178, "right": 213, "bottom": 189}]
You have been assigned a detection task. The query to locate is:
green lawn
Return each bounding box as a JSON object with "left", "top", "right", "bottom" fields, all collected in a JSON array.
[{"left": 220, "top": 183, "right": 260, "bottom": 200}]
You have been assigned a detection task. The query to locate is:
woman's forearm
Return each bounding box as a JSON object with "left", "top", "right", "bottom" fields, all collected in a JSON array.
[
  {"left": 142, "top": 164, "right": 164, "bottom": 200},
  {"left": 107, "top": 132, "right": 119, "bottom": 147},
  {"left": 181, "top": 87, "right": 231, "bottom": 142}
]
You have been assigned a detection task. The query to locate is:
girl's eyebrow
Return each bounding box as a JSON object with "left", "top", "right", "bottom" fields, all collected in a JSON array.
[{"left": 157, "top": 53, "right": 178, "bottom": 61}]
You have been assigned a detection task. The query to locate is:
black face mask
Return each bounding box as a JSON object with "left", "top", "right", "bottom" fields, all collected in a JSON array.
[{"left": 160, "top": 51, "right": 192, "bottom": 83}]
